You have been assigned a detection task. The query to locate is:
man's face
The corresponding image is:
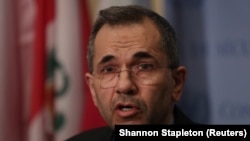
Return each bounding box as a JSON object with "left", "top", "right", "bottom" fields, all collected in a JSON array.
[{"left": 85, "top": 18, "right": 185, "bottom": 128}]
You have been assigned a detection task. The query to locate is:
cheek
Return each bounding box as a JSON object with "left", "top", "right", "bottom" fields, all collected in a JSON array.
[
  {"left": 94, "top": 87, "right": 114, "bottom": 108},
  {"left": 139, "top": 80, "right": 173, "bottom": 110},
  {"left": 139, "top": 86, "right": 160, "bottom": 108}
]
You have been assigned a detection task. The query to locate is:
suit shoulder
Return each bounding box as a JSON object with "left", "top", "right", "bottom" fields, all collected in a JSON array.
[
  {"left": 66, "top": 126, "right": 113, "bottom": 141},
  {"left": 174, "top": 105, "right": 200, "bottom": 125}
]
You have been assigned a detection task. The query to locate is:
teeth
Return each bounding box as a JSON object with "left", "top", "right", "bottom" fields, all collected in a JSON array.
[{"left": 121, "top": 107, "right": 132, "bottom": 111}]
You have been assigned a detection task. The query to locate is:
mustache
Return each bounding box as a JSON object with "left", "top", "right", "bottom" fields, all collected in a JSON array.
[{"left": 111, "top": 94, "right": 146, "bottom": 111}]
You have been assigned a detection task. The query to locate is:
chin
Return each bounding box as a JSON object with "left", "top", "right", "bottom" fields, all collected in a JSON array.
[{"left": 113, "top": 120, "right": 147, "bottom": 126}]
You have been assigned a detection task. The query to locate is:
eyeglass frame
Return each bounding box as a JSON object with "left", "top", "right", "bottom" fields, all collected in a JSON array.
[{"left": 92, "top": 63, "right": 177, "bottom": 88}]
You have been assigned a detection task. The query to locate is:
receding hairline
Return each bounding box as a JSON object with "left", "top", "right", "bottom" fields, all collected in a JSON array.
[
  {"left": 95, "top": 16, "right": 160, "bottom": 36},
  {"left": 93, "top": 17, "right": 162, "bottom": 52}
]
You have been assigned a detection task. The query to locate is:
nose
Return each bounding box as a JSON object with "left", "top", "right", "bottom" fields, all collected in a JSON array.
[{"left": 115, "top": 70, "right": 138, "bottom": 95}]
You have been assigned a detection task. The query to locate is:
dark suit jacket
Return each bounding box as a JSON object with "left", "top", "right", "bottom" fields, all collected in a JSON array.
[{"left": 66, "top": 105, "right": 197, "bottom": 141}]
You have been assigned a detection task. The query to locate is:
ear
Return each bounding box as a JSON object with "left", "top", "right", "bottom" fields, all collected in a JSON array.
[
  {"left": 85, "top": 73, "right": 98, "bottom": 107},
  {"left": 171, "top": 66, "right": 187, "bottom": 102}
]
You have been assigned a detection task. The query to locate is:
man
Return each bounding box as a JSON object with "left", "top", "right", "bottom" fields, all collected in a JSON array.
[{"left": 67, "top": 5, "right": 196, "bottom": 141}]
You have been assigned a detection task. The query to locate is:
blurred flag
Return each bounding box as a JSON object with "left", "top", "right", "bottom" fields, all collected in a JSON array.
[
  {"left": 53, "top": 0, "right": 84, "bottom": 140},
  {"left": 27, "top": 0, "right": 55, "bottom": 141},
  {"left": 28, "top": 0, "right": 105, "bottom": 140},
  {"left": 80, "top": 0, "right": 106, "bottom": 132},
  {"left": 0, "top": 0, "right": 23, "bottom": 141}
]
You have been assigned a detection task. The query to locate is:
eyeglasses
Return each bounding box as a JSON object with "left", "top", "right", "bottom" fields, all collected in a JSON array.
[{"left": 93, "top": 63, "right": 173, "bottom": 88}]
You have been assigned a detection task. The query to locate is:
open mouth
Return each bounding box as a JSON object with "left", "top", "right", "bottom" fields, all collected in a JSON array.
[
  {"left": 115, "top": 103, "right": 140, "bottom": 118},
  {"left": 119, "top": 105, "right": 133, "bottom": 111}
]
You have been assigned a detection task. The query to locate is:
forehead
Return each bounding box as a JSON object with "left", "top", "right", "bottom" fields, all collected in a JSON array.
[
  {"left": 95, "top": 18, "right": 160, "bottom": 47},
  {"left": 93, "top": 18, "right": 164, "bottom": 65}
]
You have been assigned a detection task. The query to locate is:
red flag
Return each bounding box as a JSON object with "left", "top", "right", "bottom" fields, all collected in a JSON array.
[
  {"left": 80, "top": 0, "right": 106, "bottom": 132},
  {"left": 0, "top": 0, "right": 23, "bottom": 141},
  {"left": 28, "top": 0, "right": 54, "bottom": 140}
]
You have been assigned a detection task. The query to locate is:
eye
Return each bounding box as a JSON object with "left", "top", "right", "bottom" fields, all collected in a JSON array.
[
  {"left": 99, "top": 66, "right": 118, "bottom": 74},
  {"left": 137, "top": 63, "right": 155, "bottom": 71}
]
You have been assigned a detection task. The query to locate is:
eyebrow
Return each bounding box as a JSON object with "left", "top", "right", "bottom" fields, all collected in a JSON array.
[
  {"left": 98, "top": 51, "right": 154, "bottom": 66},
  {"left": 98, "top": 55, "right": 115, "bottom": 65},
  {"left": 133, "top": 51, "right": 154, "bottom": 59}
]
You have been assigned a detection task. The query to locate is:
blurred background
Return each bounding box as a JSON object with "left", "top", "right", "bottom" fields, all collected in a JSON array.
[{"left": 0, "top": 0, "right": 249, "bottom": 140}]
